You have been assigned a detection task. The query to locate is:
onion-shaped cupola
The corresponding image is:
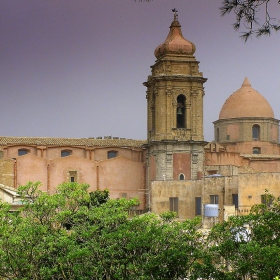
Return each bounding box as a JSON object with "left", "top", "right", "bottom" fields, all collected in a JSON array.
[{"left": 154, "top": 11, "right": 196, "bottom": 59}]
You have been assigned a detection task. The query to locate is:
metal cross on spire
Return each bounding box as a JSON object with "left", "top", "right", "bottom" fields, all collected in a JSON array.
[{"left": 172, "top": 8, "right": 178, "bottom": 21}]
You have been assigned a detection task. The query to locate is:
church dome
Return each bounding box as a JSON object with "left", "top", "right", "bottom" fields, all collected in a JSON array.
[
  {"left": 219, "top": 77, "right": 274, "bottom": 119},
  {"left": 154, "top": 13, "right": 196, "bottom": 59}
]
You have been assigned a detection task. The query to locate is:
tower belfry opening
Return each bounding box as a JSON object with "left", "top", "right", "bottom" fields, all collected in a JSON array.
[{"left": 177, "top": 94, "right": 186, "bottom": 128}]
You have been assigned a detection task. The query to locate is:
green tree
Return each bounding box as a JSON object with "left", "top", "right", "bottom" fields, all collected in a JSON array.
[
  {"left": 207, "top": 192, "right": 280, "bottom": 279},
  {"left": 2, "top": 183, "right": 280, "bottom": 279},
  {"left": 0, "top": 181, "right": 206, "bottom": 279}
]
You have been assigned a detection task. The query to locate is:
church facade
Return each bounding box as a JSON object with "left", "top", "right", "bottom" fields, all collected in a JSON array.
[{"left": 1, "top": 13, "right": 280, "bottom": 221}]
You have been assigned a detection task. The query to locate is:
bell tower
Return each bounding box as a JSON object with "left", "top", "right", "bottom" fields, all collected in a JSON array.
[{"left": 144, "top": 10, "right": 207, "bottom": 181}]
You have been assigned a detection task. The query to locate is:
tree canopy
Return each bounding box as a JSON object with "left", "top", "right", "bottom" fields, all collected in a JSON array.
[
  {"left": 0, "top": 182, "right": 280, "bottom": 279},
  {"left": 208, "top": 191, "right": 280, "bottom": 279},
  {"left": 0, "top": 182, "right": 204, "bottom": 279}
]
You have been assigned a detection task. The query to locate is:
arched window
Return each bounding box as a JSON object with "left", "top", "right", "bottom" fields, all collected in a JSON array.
[
  {"left": 18, "top": 149, "right": 29, "bottom": 156},
  {"left": 253, "top": 147, "right": 261, "bottom": 154},
  {"left": 179, "top": 173, "right": 185, "bottom": 180},
  {"left": 61, "top": 150, "right": 72, "bottom": 157},
  {"left": 108, "top": 151, "right": 117, "bottom": 159},
  {"left": 252, "top": 124, "right": 260, "bottom": 140},
  {"left": 176, "top": 95, "right": 186, "bottom": 128}
]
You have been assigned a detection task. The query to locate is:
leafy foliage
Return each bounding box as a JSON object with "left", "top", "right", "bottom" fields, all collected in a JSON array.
[
  {"left": 207, "top": 191, "right": 280, "bottom": 279},
  {"left": 220, "top": 0, "right": 280, "bottom": 41},
  {"left": 1, "top": 183, "right": 280, "bottom": 279},
  {"left": 0, "top": 182, "right": 204, "bottom": 279}
]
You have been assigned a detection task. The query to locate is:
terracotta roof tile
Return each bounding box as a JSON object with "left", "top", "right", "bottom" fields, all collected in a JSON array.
[{"left": 0, "top": 136, "right": 147, "bottom": 148}]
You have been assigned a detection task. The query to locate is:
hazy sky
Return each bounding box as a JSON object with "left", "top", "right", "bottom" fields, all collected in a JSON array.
[{"left": 1, "top": 0, "right": 280, "bottom": 141}]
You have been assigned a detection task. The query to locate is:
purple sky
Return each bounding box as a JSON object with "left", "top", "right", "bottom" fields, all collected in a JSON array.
[{"left": 1, "top": 1, "right": 280, "bottom": 141}]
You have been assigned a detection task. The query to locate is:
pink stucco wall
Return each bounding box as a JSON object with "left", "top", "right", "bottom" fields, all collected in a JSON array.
[
  {"left": 16, "top": 154, "right": 48, "bottom": 191},
  {"left": 98, "top": 157, "right": 145, "bottom": 209},
  {"left": 7, "top": 145, "right": 146, "bottom": 209},
  {"left": 48, "top": 156, "right": 97, "bottom": 193}
]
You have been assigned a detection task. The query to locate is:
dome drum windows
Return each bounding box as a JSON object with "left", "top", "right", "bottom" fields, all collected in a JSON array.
[
  {"left": 252, "top": 124, "right": 260, "bottom": 141},
  {"left": 216, "top": 128, "right": 220, "bottom": 142}
]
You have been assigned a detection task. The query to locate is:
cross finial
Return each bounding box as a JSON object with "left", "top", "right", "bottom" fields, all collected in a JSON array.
[{"left": 172, "top": 8, "right": 178, "bottom": 21}]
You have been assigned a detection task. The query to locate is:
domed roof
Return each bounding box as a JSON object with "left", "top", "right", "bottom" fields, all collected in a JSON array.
[
  {"left": 219, "top": 77, "right": 274, "bottom": 119},
  {"left": 154, "top": 13, "right": 196, "bottom": 59}
]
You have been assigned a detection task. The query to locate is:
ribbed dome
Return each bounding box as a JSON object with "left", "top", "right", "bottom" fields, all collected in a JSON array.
[
  {"left": 154, "top": 14, "right": 195, "bottom": 59},
  {"left": 219, "top": 77, "right": 274, "bottom": 119}
]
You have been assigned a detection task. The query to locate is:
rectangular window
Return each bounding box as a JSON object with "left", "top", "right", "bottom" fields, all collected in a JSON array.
[
  {"left": 232, "top": 194, "right": 238, "bottom": 209},
  {"left": 69, "top": 171, "right": 77, "bottom": 183},
  {"left": 226, "top": 135, "right": 230, "bottom": 140},
  {"left": 195, "top": 197, "right": 202, "bottom": 215},
  {"left": 210, "top": 195, "right": 219, "bottom": 204},
  {"left": 169, "top": 197, "right": 178, "bottom": 213}
]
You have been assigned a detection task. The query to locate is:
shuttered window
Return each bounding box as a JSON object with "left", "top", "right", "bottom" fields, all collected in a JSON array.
[
  {"left": 169, "top": 197, "right": 178, "bottom": 213},
  {"left": 210, "top": 195, "right": 219, "bottom": 204}
]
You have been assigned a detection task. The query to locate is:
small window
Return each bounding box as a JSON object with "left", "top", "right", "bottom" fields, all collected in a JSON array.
[
  {"left": 210, "top": 195, "right": 219, "bottom": 204},
  {"left": 69, "top": 171, "right": 77, "bottom": 183},
  {"left": 18, "top": 149, "right": 29, "bottom": 156},
  {"left": 253, "top": 147, "right": 261, "bottom": 154},
  {"left": 216, "top": 128, "right": 219, "bottom": 142},
  {"left": 61, "top": 150, "right": 72, "bottom": 157},
  {"left": 232, "top": 194, "right": 238, "bottom": 209},
  {"left": 179, "top": 173, "right": 185, "bottom": 180},
  {"left": 108, "top": 151, "right": 117, "bottom": 159},
  {"left": 169, "top": 197, "right": 178, "bottom": 213},
  {"left": 226, "top": 135, "right": 230, "bottom": 140},
  {"left": 195, "top": 197, "right": 202, "bottom": 216}
]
